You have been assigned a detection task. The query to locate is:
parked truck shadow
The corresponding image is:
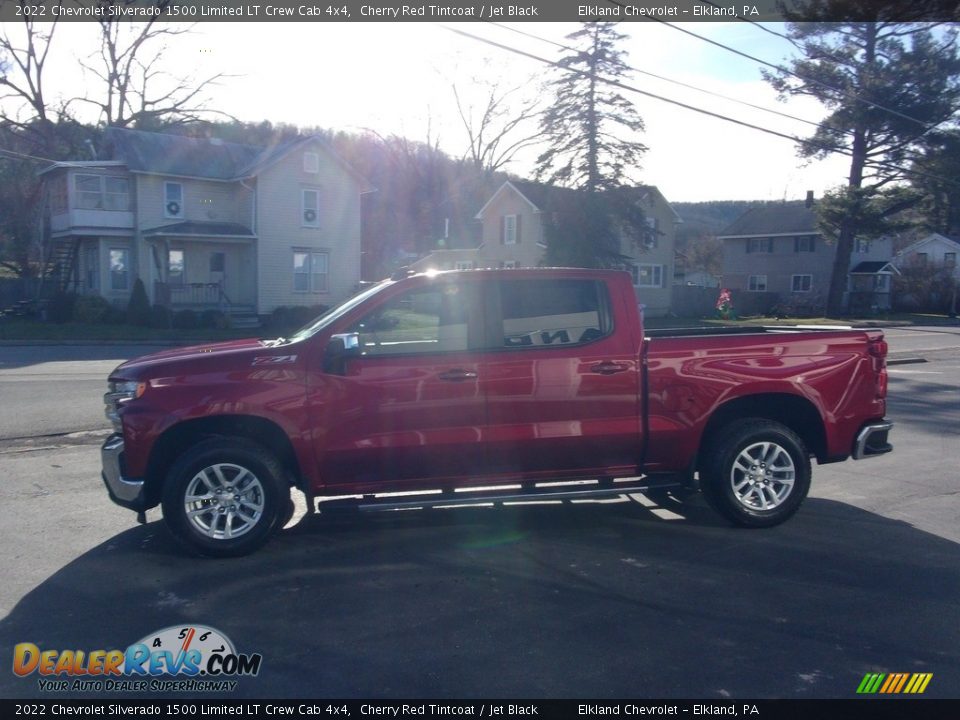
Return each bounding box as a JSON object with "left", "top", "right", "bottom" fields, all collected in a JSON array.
[{"left": 1, "top": 496, "right": 958, "bottom": 700}]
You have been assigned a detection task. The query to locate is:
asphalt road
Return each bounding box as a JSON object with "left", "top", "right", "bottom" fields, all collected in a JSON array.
[{"left": 0, "top": 329, "right": 957, "bottom": 700}]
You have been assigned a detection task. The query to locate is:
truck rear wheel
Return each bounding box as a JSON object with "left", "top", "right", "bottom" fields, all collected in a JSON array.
[
  {"left": 161, "top": 438, "right": 289, "bottom": 557},
  {"left": 700, "top": 419, "right": 811, "bottom": 528}
]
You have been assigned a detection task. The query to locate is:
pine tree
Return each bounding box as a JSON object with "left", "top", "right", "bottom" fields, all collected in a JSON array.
[
  {"left": 765, "top": 3, "right": 960, "bottom": 314},
  {"left": 535, "top": 23, "right": 649, "bottom": 267},
  {"left": 536, "top": 22, "right": 647, "bottom": 193}
]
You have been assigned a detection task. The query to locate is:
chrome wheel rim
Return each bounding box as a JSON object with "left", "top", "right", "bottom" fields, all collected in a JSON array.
[
  {"left": 184, "top": 463, "right": 265, "bottom": 540},
  {"left": 730, "top": 441, "right": 795, "bottom": 512}
]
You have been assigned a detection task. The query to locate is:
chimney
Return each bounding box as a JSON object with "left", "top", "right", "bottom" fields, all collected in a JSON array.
[{"left": 805, "top": 191, "right": 814, "bottom": 208}]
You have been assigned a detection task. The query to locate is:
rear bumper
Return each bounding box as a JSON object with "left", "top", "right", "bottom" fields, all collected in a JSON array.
[
  {"left": 101, "top": 433, "right": 150, "bottom": 512},
  {"left": 853, "top": 420, "right": 893, "bottom": 460}
]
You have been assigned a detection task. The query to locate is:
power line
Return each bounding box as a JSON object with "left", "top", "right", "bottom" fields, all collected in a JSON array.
[
  {"left": 643, "top": 16, "right": 941, "bottom": 131},
  {"left": 489, "top": 21, "right": 835, "bottom": 135},
  {"left": 441, "top": 25, "right": 960, "bottom": 190}
]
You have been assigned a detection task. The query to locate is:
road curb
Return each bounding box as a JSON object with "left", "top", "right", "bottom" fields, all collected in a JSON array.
[{"left": 887, "top": 357, "right": 928, "bottom": 366}]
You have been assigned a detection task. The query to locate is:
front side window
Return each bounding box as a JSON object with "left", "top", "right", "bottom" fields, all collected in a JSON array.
[
  {"left": 500, "top": 278, "right": 610, "bottom": 348},
  {"left": 293, "top": 250, "right": 328, "bottom": 293},
  {"left": 748, "top": 275, "right": 767, "bottom": 292},
  {"left": 351, "top": 284, "right": 471, "bottom": 356},
  {"left": 110, "top": 248, "right": 129, "bottom": 291},
  {"left": 164, "top": 182, "right": 183, "bottom": 218},
  {"left": 631, "top": 264, "right": 663, "bottom": 288},
  {"left": 791, "top": 274, "right": 812, "bottom": 292}
]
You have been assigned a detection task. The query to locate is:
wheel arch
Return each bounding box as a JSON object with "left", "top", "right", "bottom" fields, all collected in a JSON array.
[
  {"left": 698, "top": 393, "right": 827, "bottom": 467},
  {"left": 143, "top": 415, "right": 302, "bottom": 507}
]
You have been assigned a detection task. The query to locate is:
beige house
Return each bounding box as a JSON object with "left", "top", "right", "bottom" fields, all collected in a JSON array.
[
  {"left": 414, "top": 180, "right": 680, "bottom": 316},
  {"left": 41, "top": 128, "right": 371, "bottom": 323}
]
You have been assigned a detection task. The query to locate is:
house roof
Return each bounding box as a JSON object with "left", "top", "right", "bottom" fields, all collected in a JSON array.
[
  {"left": 142, "top": 221, "right": 255, "bottom": 238},
  {"left": 850, "top": 261, "right": 898, "bottom": 274},
  {"left": 102, "top": 128, "right": 373, "bottom": 190},
  {"left": 718, "top": 202, "right": 817, "bottom": 238},
  {"left": 895, "top": 232, "right": 960, "bottom": 259},
  {"left": 476, "top": 179, "right": 680, "bottom": 221},
  {"left": 105, "top": 127, "right": 262, "bottom": 180}
]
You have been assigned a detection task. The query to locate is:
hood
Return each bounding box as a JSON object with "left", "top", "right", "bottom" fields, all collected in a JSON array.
[{"left": 108, "top": 337, "right": 273, "bottom": 379}]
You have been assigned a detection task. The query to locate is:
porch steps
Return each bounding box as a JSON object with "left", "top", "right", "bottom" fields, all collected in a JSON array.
[{"left": 228, "top": 305, "right": 261, "bottom": 330}]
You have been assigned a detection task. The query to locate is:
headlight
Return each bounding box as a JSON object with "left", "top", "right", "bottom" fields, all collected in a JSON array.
[{"left": 104, "top": 380, "right": 146, "bottom": 432}]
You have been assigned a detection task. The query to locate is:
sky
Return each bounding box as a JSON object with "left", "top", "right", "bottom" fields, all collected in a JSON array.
[{"left": 1, "top": 20, "right": 855, "bottom": 203}]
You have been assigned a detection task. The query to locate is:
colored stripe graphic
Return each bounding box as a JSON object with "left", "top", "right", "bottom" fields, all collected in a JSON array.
[{"left": 857, "top": 672, "right": 932, "bottom": 694}]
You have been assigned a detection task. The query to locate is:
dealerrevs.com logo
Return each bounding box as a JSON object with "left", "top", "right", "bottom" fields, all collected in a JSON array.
[{"left": 12, "top": 625, "right": 262, "bottom": 693}]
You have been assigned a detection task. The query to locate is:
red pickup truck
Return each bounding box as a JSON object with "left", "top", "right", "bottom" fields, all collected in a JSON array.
[{"left": 102, "top": 269, "right": 892, "bottom": 556}]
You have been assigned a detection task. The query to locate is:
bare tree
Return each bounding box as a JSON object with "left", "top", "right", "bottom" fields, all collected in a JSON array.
[
  {"left": 77, "top": 8, "right": 232, "bottom": 129},
  {"left": 453, "top": 78, "right": 541, "bottom": 176},
  {"left": 0, "top": 18, "right": 61, "bottom": 149}
]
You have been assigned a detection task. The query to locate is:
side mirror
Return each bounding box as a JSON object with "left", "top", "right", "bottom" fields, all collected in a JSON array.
[{"left": 323, "top": 333, "right": 360, "bottom": 375}]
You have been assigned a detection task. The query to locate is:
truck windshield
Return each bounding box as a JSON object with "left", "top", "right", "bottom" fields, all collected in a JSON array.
[{"left": 287, "top": 280, "right": 394, "bottom": 343}]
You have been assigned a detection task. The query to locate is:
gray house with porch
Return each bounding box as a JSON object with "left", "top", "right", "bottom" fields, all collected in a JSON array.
[
  {"left": 41, "top": 128, "right": 371, "bottom": 324},
  {"left": 718, "top": 200, "right": 896, "bottom": 313}
]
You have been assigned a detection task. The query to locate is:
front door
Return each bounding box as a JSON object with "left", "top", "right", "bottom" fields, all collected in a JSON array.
[{"left": 315, "top": 277, "right": 489, "bottom": 488}]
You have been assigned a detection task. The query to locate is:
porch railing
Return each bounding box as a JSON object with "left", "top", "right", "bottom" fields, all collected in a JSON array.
[{"left": 155, "top": 281, "right": 231, "bottom": 309}]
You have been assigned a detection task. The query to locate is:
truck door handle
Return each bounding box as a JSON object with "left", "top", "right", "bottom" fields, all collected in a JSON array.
[
  {"left": 591, "top": 361, "right": 628, "bottom": 375},
  {"left": 438, "top": 369, "right": 478, "bottom": 381}
]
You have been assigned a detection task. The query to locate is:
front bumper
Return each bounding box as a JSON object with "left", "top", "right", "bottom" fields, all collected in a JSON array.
[
  {"left": 101, "top": 433, "right": 150, "bottom": 512},
  {"left": 853, "top": 420, "right": 893, "bottom": 459}
]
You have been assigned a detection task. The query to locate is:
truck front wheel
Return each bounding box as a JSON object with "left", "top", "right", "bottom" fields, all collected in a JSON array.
[
  {"left": 700, "top": 419, "right": 811, "bottom": 528},
  {"left": 161, "top": 438, "right": 289, "bottom": 557}
]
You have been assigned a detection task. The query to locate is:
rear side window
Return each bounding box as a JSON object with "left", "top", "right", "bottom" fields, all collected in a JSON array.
[{"left": 499, "top": 278, "right": 611, "bottom": 348}]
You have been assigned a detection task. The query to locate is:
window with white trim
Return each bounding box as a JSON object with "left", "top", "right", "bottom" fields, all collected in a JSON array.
[
  {"left": 631, "top": 264, "right": 663, "bottom": 288},
  {"left": 168, "top": 249, "right": 185, "bottom": 285},
  {"left": 856, "top": 238, "right": 872, "bottom": 254},
  {"left": 74, "top": 174, "right": 130, "bottom": 211},
  {"left": 293, "top": 250, "right": 328, "bottom": 293},
  {"left": 644, "top": 216, "right": 659, "bottom": 248},
  {"left": 794, "top": 236, "right": 815, "bottom": 252},
  {"left": 302, "top": 188, "right": 320, "bottom": 227},
  {"left": 791, "top": 274, "right": 812, "bottom": 292},
  {"left": 303, "top": 152, "right": 319, "bottom": 174},
  {"left": 945, "top": 252, "right": 956, "bottom": 268},
  {"left": 164, "top": 182, "right": 183, "bottom": 218},
  {"left": 874, "top": 274, "right": 890, "bottom": 292},
  {"left": 748, "top": 275, "right": 767, "bottom": 292},
  {"left": 109, "top": 248, "right": 129, "bottom": 291},
  {"left": 503, "top": 214, "right": 518, "bottom": 245}
]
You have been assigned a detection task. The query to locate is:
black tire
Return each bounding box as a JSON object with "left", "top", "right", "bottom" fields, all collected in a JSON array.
[
  {"left": 700, "top": 419, "right": 811, "bottom": 528},
  {"left": 161, "top": 438, "right": 289, "bottom": 557}
]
